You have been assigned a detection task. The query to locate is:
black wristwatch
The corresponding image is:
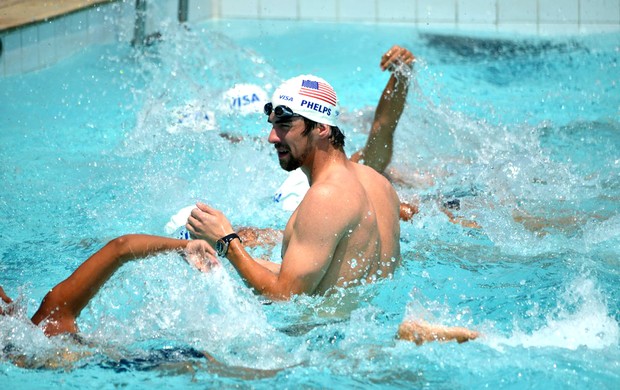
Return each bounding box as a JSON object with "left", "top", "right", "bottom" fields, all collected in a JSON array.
[{"left": 215, "top": 233, "right": 241, "bottom": 257}]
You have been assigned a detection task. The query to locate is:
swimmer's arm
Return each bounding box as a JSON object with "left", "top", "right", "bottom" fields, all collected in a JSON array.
[
  {"left": 225, "top": 189, "right": 345, "bottom": 300},
  {"left": 0, "top": 286, "right": 13, "bottom": 315},
  {"left": 31, "top": 235, "right": 188, "bottom": 336},
  {"left": 351, "top": 45, "right": 414, "bottom": 173},
  {"left": 253, "top": 258, "right": 281, "bottom": 274},
  {"left": 184, "top": 201, "right": 337, "bottom": 300},
  {"left": 224, "top": 241, "right": 332, "bottom": 300},
  {"left": 439, "top": 205, "right": 481, "bottom": 229}
]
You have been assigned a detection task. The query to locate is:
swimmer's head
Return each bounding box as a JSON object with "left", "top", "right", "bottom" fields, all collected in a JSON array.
[
  {"left": 220, "top": 84, "right": 268, "bottom": 116},
  {"left": 266, "top": 75, "right": 340, "bottom": 127}
]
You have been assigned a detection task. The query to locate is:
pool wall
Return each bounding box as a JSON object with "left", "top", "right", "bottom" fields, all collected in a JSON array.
[{"left": 0, "top": 0, "right": 619, "bottom": 76}]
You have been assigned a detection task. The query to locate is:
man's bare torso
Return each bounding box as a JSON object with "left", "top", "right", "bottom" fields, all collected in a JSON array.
[{"left": 282, "top": 161, "right": 401, "bottom": 294}]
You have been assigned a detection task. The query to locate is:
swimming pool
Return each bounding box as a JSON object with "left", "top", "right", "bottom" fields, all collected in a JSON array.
[{"left": 1, "top": 19, "right": 619, "bottom": 388}]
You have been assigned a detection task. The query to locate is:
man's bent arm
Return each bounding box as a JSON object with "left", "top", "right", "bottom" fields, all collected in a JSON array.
[
  {"left": 188, "top": 191, "right": 346, "bottom": 300},
  {"left": 223, "top": 241, "right": 292, "bottom": 300}
]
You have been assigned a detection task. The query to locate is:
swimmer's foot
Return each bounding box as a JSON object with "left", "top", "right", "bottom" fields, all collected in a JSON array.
[{"left": 397, "top": 320, "right": 479, "bottom": 345}]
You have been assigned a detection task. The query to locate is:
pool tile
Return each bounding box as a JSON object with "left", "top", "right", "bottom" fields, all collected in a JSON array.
[
  {"left": 66, "top": 11, "right": 87, "bottom": 51},
  {"left": 539, "top": 0, "right": 579, "bottom": 23},
  {"left": 221, "top": 0, "right": 259, "bottom": 19},
  {"left": 339, "top": 0, "right": 377, "bottom": 22},
  {"left": 88, "top": 5, "right": 105, "bottom": 44},
  {"left": 2, "top": 30, "right": 20, "bottom": 76},
  {"left": 20, "top": 24, "right": 39, "bottom": 73},
  {"left": 299, "top": 0, "right": 338, "bottom": 21},
  {"left": 37, "top": 21, "right": 56, "bottom": 69},
  {"left": 377, "top": 0, "right": 416, "bottom": 22},
  {"left": 418, "top": 0, "right": 457, "bottom": 23},
  {"left": 458, "top": 0, "right": 497, "bottom": 24},
  {"left": 580, "top": 0, "right": 620, "bottom": 23},
  {"left": 497, "top": 0, "right": 537, "bottom": 23},
  {"left": 117, "top": 0, "right": 138, "bottom": 43},
  {"left": 189, "top": 0, "right": 214, "bottom": 22},
  {"left": 261, "top": 0, "right": 297, "bottom": 19}
]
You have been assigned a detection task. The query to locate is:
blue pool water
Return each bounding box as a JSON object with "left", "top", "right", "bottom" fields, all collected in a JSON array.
[{"left": 1, "top": 19, "right": 619, "bottom": 388}]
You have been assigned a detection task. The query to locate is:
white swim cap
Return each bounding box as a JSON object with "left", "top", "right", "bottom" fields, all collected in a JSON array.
[
  {"left": 269, "top": 75, "right": 340, "bottom": 126},
  {"left": 164, "top": 205, "right": 195, "bottom": 235},
  {"left": 220, "top": 83, "right": 268, "bottom": 116}
]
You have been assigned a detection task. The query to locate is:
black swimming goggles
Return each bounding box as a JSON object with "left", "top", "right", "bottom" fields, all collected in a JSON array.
[{"left": 264, "top": 102, "right": 300, "bottom": 120}]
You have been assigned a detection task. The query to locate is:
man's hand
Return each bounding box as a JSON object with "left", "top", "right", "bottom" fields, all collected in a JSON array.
[
  {"left": 183, "top": 240, "right": 220, "bottom": 273},
  {"left": 185, "top": 202, "right": 235, "bottom": 246},
  {"left": 380, "top": 45, "right": 416, "bottom": 78}
]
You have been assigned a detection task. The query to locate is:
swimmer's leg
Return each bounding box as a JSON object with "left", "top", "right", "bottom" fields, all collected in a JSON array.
[
  {"left": 31, "top": 235, "right": 189, "bottom": 336},
  {"left": 397, "top": 319, "right": 479, "bottom": 345}
]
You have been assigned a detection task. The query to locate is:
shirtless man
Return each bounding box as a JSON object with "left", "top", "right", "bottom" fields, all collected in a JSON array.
[
  {"left": 271, "top": 45, "right": 419, "bottom": 222},
  {"left": 185, "top": 75, "right": 477, "bottom": 343},
  {"left": 186, "top": 74, "right": 402, "bottom": 299}
]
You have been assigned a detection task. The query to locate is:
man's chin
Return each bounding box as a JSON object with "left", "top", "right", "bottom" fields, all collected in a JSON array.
[{"left": 279, "top": 159, "right": 301, "bottom": 172}]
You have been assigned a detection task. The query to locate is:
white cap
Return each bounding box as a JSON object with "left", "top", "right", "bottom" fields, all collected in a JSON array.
[
  {"left": 270, "top": 75, "right": 340, "bottom": 126},
  {"left": 220, "top": 83, "right": 268, "bottom": 116}
]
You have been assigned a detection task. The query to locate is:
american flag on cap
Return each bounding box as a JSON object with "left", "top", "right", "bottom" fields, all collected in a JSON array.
[{"left": 298, "top": 79, "right": 337, "bottom": 106}]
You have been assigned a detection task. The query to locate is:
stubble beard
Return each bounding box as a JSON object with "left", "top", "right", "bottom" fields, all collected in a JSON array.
[
  {"left": 280, "top": 150, "right": 305, "bottom": 172},
  {"left": 277, "top": 143, "right": 308, "bottom": 172}
]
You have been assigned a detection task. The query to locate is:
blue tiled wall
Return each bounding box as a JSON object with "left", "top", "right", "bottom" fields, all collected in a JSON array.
[{"left": 1, "top": 0, "right": 619, "bottom": 76}]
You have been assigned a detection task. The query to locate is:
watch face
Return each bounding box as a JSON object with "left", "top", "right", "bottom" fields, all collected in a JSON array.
[{"left": 215, "top": 240, "right": 225, "bottom": 255}]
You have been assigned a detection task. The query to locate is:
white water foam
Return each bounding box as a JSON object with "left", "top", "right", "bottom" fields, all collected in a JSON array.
[{"left": 486, "top": 277, "right": 619, "bottom": 351}]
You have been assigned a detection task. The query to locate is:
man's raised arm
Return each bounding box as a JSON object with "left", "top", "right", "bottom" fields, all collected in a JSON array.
[{"left": 351, "top": 45, "right": 415, "bottom": 173}]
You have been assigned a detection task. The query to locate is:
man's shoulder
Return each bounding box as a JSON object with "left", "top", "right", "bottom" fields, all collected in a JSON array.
[
  {"left": 300, "top": 172, "right": 362, "bottom": 213},
  {"left": 303, "top": 178, "right": 347, "bottom": 201},
  {"left": 354, "top": 161, "right": 393, "bottom": 188}
]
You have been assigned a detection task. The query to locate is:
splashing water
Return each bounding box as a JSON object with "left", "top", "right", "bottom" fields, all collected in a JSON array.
[
  {"left": 1, "top": 18, "right": 618, "bottom": 388},
  {"left": 487, "top": 277, "right": 619, "bottom": 350}
]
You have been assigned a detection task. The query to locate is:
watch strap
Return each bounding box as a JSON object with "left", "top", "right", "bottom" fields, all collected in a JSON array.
[{"left": 217, "top": 232, "right": 241, "bottom": 256}]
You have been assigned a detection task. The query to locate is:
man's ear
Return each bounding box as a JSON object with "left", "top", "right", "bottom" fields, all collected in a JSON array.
[{"left": 315, "top": 123, "right": 331, "bottom": 139}]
